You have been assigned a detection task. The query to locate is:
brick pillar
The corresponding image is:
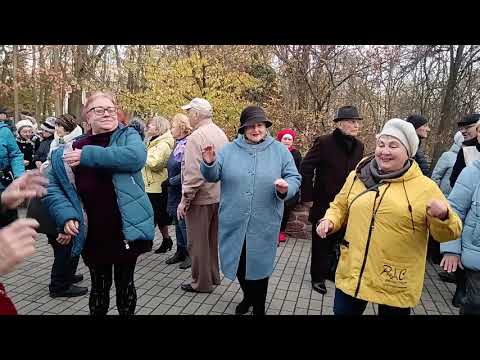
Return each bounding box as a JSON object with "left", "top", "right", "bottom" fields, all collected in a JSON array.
[{"left": 285, "top": 203, "right": 312, "bottom": 240}]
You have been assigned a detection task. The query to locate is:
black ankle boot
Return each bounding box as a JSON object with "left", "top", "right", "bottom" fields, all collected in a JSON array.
[
  {"left": 165, "top": 251, "right": 186, "bottom": 265},
  {"left": 154, "top": 237, "right": 173, "bottom": 254},
  {"left": 235, "top": 299, "right": 252, "bottom": 315},
  {"left": 312, "top": 280, "right": 327, "bottom": 295}
]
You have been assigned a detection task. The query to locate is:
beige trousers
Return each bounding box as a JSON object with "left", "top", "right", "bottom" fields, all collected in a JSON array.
[{"left": 185, "top": 203, "right": 220, "bottom": 292}]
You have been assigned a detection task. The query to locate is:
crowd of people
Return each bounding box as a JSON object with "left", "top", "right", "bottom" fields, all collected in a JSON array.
[{"left": 0, "top": 97, "right": 479, "bottom": 316}]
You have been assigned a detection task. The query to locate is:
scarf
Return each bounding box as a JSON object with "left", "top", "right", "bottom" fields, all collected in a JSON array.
[
  {"left": 357, "top": 155, "right": 412, "bottom": 189},
  {"left": 173, "top": 137, "right": 188, "bottom": 162}
]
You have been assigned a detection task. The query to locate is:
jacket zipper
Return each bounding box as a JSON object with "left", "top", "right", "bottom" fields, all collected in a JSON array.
[
  {"left": 353, "top": 183, "right": 390, "bottom": 297},
  {"left": 354, "top": 206, "right": 377, "bottom": 297}
]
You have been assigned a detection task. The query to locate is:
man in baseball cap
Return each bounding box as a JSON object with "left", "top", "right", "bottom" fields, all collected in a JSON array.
[
  {"left": 178, "top": 97, "right": 229, "bottom": 294},
  {"left": 181, "top": 98, "right": 213, "bottom": 116}
]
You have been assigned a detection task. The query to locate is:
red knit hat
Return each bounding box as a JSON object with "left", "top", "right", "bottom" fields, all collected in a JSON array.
[{"left": 276, "top": 128, "right": 297, "bottom": 141}]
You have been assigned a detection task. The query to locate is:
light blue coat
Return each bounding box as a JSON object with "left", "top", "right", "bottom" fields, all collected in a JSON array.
[
  {"left": 42, "top": 125, "right": 154, "bottom": 257},
  {"left": 441, "top": 160, "right": 480, "bottom": 270},
  {"left": 200, "top": 135, "right": 301, "bottom": 280},
  {"left": 431, "top": 132, "right": 463, "bottom": 196}
]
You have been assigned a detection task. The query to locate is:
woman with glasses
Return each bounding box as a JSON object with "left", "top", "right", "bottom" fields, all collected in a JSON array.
[{"left": 42, "top": 91, "right": 154, "bottom": 315}]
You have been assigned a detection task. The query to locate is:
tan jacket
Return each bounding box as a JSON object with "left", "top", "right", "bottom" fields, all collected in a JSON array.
[
  {"left": 181, "top": 118, "right": 228, "bottom": 207},
  {"left": 142, "top": 131, "right": 174, "bottom": 193}
]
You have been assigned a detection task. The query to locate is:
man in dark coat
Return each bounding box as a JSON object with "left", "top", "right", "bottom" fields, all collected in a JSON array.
[
  {"left": 300, "top": 106, "right": 364, "bottom": 295},
  {"left": 450, "top": 113, "right": 480, "bottom": 188},
  {"left": 406, "top": 114, "right": 431, "bottom": 176}
]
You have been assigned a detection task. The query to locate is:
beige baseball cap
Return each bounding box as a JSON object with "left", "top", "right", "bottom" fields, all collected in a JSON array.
[{"left": 181, "top": 98, "right": 212, "bottom": 113}]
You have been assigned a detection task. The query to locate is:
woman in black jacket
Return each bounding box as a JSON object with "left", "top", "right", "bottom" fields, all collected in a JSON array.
[{"left": 276, "top": 129, "right": 302, "bottom": 244}]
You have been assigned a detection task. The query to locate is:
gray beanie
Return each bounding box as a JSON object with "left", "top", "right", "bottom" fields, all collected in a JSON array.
[{"left": 377, "top": 118, "right": 419, "bottom": 157}]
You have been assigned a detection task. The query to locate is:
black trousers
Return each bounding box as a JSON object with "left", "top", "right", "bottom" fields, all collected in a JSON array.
[
  {"left": 236, "top": 242, "right": 269, "bottom": 315},
  {"left": 427, "top": 236, "right": 441, "bottom": 264},
  {"left": 48, "top": 235, "right": 80, "bottom": 294},
  {"left": 280, "top": 193, "right": 299, "bottom": 232},
  {"left": 455, "top": 268, "right": 467, "bottom": 306},
  {"left": 311, "top": 224, "right": 341, "bottom": 283},
  {"left": 460, "top": 269, "right": 480, "bottom": 315},
  {"left": 88, "top": 262, "right": 137, "bottom": 315}
]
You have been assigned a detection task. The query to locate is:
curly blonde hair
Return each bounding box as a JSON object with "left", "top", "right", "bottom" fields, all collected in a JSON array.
[{"left": 171, "top": 113, "right": 192, "bottom": 136}]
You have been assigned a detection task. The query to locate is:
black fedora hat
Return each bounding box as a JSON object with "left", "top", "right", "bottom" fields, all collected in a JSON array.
[
  {"left": 333, "top": 105, "right": 362, "bottom": 122},
  {"left": 238, "top": 106, "right": 272, "bottom": 134}
]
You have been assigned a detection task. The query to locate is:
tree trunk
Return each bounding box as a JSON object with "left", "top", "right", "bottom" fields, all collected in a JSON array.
[
  {"left": 52, "top": 46, "right": 63, "bottom": 116},
  {"left": 68, "top": 45, "right": 88, "bottom": 118},
  {"left": 431, "top": 45, "right": 465, "bottom": 171},
  {"left": 32, "top": 45, "right": 40, "bottom": 120},
  {"left": 38, "top": 47, "right": 46, "bottom": 119},
  {"left": 13, "top": 45, "right": 19, "bottom": 123}
]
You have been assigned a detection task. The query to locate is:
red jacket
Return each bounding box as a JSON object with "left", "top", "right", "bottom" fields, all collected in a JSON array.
[{"left": 0, "top": 283, "right": 17, "bottom": 315}]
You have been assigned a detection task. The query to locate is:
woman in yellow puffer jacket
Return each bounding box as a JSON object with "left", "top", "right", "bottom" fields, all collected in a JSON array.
[
  {"left": 142, "top": 116, "right": 175, "bottom": 254},
  {"left": 317, "top": 118, "right": 462, "bottom": 315}
]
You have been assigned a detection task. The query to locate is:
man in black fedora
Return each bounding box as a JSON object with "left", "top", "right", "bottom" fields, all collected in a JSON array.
[{"left": 300, "top": 105, "right": 364, "bottom": 295}]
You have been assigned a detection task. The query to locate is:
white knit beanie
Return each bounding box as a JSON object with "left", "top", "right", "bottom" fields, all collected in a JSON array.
[
  {"left": 377, "top": 118, "right": 419, "bottom": 157},
  {"left": 15, "top": 119, "right": 34, "bottom": 133}
]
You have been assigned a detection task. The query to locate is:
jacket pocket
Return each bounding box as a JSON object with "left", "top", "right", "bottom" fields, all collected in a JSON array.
[{"left": 377, "top": 259, "right": 414, "bottom": 295}]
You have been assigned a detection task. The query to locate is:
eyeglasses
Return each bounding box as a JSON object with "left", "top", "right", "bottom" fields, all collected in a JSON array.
[{"left": 88, "top": 107, "right": 117, "bottom": 116}]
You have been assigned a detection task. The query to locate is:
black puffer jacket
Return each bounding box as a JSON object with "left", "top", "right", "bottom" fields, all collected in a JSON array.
[
  {"left": 414, "top": 146, "right": 430, "bottom": 176},
  {"left": 32, "top": 137, "right": 53, "bottom": 164}
]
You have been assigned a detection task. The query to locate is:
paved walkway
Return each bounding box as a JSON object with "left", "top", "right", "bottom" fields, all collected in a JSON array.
[{"left": 0, "top": 227, "right": 459, "bottom": 315}]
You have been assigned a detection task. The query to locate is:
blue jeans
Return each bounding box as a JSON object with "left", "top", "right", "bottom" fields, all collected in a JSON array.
[
  {"left": 333, "top": 288, "right": 410, "bottom": 316},
  {"left": 175, "top": 218, "right": 188, "bottom": 256}
]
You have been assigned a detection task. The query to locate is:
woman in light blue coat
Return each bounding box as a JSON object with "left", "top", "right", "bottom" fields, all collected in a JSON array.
[
  {"left": 431, "top": 131, "right": 464, "bottom": 196},
  {"left": 200, "top": 106, "right": 301, "bottom": 315},
  {"left": 441, "top": 159, "right": 480, "bottom": 314}
]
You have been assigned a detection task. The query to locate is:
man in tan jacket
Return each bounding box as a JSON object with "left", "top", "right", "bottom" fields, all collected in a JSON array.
[{"left": 178, "top": 98, "right": 228, "bottom": 293}]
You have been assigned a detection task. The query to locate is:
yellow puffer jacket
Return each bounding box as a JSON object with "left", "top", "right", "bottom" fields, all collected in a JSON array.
[
  {"left": 324, "top": 159, "right": 462, "bottom": 308},
  {"left": 142, "top": 131, "right": 174, "bottom": 193}
]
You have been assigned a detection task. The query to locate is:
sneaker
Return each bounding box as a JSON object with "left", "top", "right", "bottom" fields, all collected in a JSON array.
[{"left": 278, "top": 231, "right": 286, "bottom": 243}]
